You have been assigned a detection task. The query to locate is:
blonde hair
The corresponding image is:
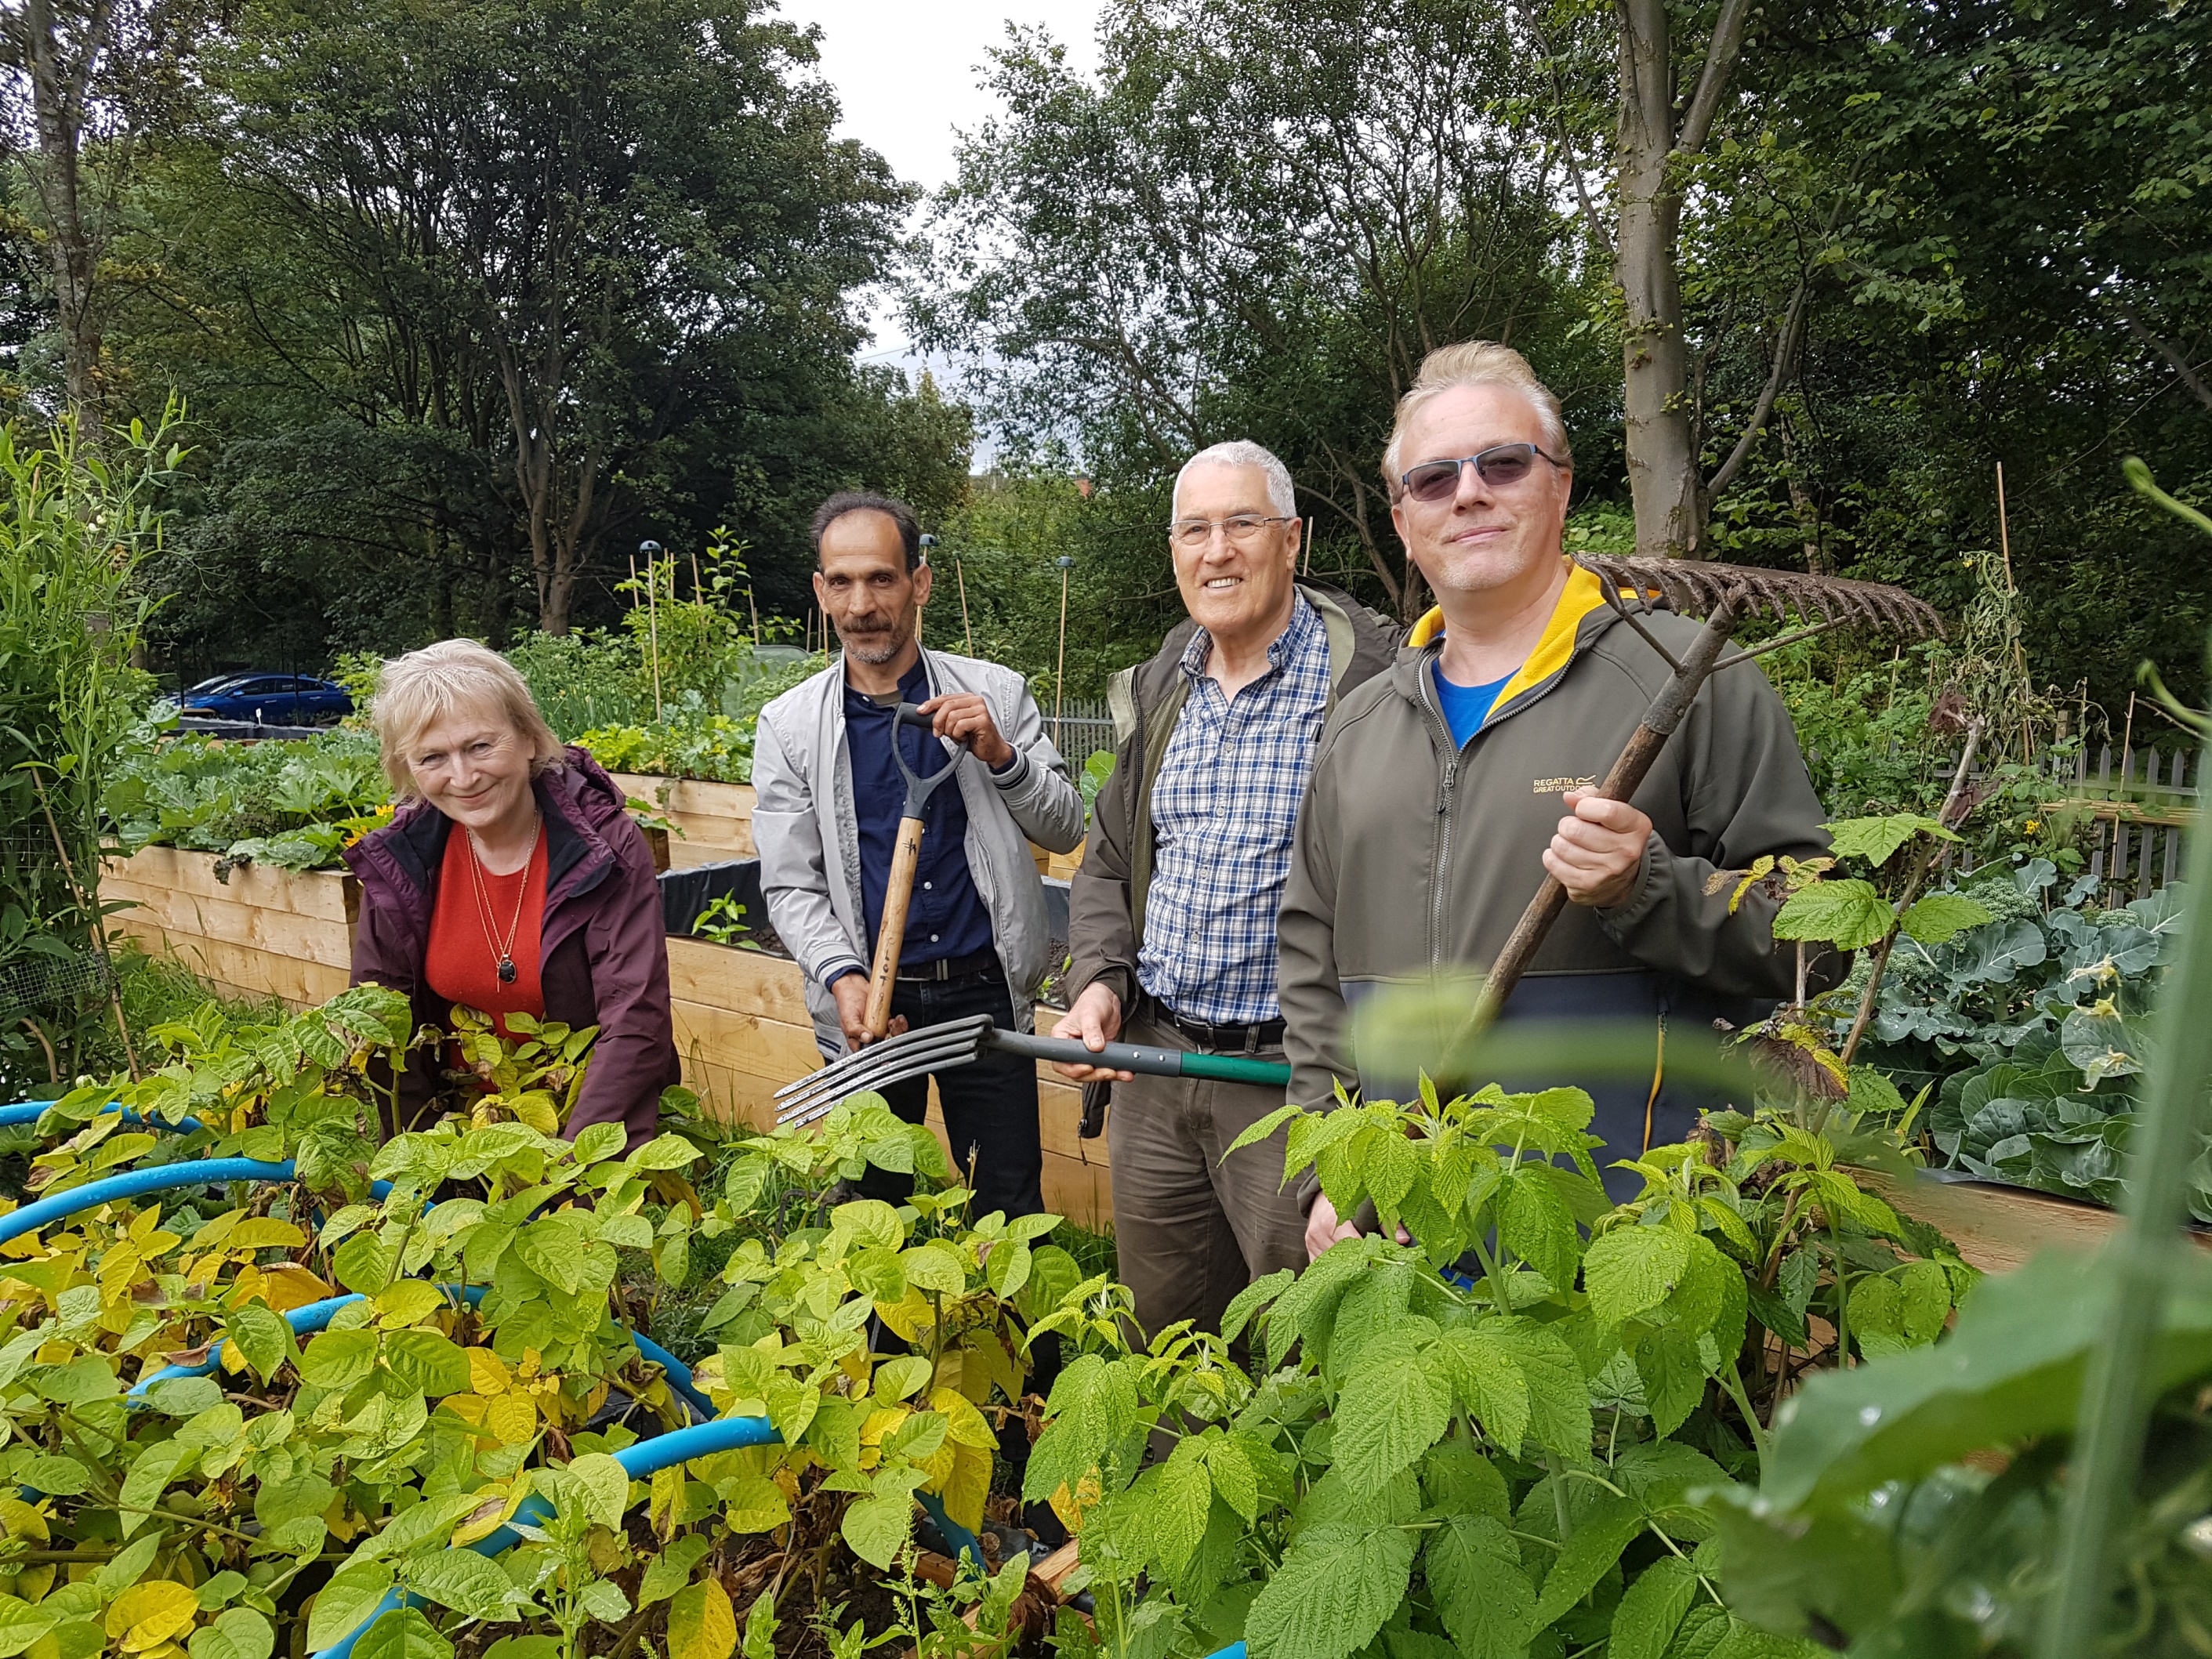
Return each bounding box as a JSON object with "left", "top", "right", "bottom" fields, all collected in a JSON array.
[
  {"left": 372, "top": 639, "right": 565, "bottom": 798},
  {"left": 1380, "top": 341, "right": 1573, "bottom": 493}
]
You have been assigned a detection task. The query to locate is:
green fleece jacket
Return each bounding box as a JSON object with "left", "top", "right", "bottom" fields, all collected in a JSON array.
[{"left": 1277, "top": 560, "right": 1830, "bottom": 1125}]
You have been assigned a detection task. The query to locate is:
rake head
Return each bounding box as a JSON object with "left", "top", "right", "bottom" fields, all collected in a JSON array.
[
  {"left": 772, "top": 1012, "right": 998, "bottom": 1131},
  {"left": 1576, "top": 554, "right": 1945, "bottom": 639}
]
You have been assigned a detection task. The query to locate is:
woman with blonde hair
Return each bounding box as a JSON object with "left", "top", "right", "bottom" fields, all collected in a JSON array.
[{"left": 345, "top": 639, "right": 677, "bottom": 1146}]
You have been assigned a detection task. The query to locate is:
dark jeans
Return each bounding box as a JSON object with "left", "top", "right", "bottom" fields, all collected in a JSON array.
[{"left": 848, "top": 970, "right": 1045, "bottom": 1221}]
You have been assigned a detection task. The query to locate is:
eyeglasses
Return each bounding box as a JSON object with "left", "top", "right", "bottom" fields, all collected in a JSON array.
[
  {"left": 1168, "top": 514, "right": 1294, "bottom": 549},
  {"left": 1398, "top": 443, "right": 1567, "bottom": 503}
]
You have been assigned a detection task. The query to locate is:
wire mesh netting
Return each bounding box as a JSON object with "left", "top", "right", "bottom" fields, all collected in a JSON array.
[{"left": 0, "top": 947, "right": 111, "bottom": 1020}]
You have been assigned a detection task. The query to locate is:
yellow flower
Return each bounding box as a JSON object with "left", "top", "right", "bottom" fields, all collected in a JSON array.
[{"left": 2025, "top": 819, "right": 2040, "bottom": 832}]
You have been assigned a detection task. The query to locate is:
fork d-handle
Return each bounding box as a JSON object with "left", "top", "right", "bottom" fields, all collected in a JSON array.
[
  {"left": 863, "top": 813, "right": 927, "bottom": 1040},
  {"left": 1478, "top": 596, "right": 1741, "bottom": 1019}
]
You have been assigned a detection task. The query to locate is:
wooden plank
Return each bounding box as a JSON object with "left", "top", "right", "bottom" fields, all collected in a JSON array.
[
  {"left": 665, "top": 939, "right": 813, "bottom": 1025},
  {"left": 667, "top": 1001, "right": 826, "bottom": 1082},
  {"left": 1866, "top": 1171, "right": 2121, "bottom": 1276},
  {"left": 101, "top": 880, "right": 354, "bottom": 968},
  {"left": 101, "top": 846, "right": 358, "bottom": 923},
  {"left": 109, "top": 921, "right": 349, "bottom": 1009}
]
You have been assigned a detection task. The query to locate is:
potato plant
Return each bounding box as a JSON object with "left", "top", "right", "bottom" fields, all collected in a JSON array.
[{"left": 0, "top": 991, "right": 1091, "bottom": 1659}]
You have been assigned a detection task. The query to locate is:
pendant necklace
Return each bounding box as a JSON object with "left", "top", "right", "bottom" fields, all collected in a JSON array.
[{"left": 466, "top": 820, "right": 539, "bottom": 985}]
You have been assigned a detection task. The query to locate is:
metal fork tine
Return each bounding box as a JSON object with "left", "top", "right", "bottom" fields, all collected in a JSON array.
[{"left": 771, "top": 1016, "right": 995, "bottom": 1127}]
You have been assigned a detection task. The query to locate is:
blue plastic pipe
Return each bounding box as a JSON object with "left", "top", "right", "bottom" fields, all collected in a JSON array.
[
  {"left": 0, "top": 1102, "right": 207, "bottom": 1136},
  {"left": 0, "top": 1159, "right": 300, "bottom": 1247}
]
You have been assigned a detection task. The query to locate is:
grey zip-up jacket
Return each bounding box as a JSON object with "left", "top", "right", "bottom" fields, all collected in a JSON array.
[
  {"left": 1066, "top": 581, "right": 1402, "bottom": 1015},
  {"left": 1278, "top": 563, "right": 1830, "bottom": 1184},
  {"left": 754, "top": 648, "right": 1086, "bottom": 1056}
]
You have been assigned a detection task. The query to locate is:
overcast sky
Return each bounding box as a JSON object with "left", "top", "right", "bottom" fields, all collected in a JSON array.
[{"left": 773, "top": 0, "right": 1105, "bottom": 355}]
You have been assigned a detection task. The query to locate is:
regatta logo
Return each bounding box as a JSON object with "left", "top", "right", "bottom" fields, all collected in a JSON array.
[{"left": 1532, "top": 775, "right": 1597, "bottom": 795}]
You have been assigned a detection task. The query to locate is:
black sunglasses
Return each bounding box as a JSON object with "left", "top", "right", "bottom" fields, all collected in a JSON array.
[{"left": 1399, "top": 442, "right": 1568, "bottom": 502}]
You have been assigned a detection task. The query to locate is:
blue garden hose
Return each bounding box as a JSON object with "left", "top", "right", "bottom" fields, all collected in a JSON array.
[{"left": 0, "top": 1102, "right": 208, "bottom": 1136}]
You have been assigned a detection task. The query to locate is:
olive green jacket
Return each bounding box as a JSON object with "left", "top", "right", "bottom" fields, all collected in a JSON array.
[
  {"left": 1278, "top": 562, "right": 1831, "bottom": 1124},
  {"left": 1064, "top": 581, "right": 1402, "bottom": 1016}
]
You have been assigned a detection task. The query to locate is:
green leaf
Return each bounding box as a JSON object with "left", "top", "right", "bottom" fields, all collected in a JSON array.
[
  {"left": 513, "top": 1223, "right": 586, "bottom": 1295},
  {"left": 401, "top": 1552, "right": 525, "bottom": 1621},
  {"left": 1584, "top": 1226, "right": 1694, "bottom": 1327},
  {"left": 578, "top": 1581, "right": 630, "bottom": 1622},
  {"left": 1331, "top": 1344, "right": 1452, "bottom": 1495},
  {"left": 1532, "top": 1494, "right": 1644, "bottom": 1629},
  {"left": 1771, "top": 879, "right": 1895, "bottom": 951},
  {"left": 567, "top": 1452, "right": 633, "bottom": 1530},
  {"left": 1498, "top": 1165, "right": 1579, "bottom": 1289},
  {"left": 332, "top": 1233, "right": 395, "bottom": 1295},
  {"left": 1824, "top": 814, "right": 1953, "bottom": 864},
  {"left": 1633, "top": 1327, "right": 1707, "bottom": 1438},
  {"left": 1898, "top": 893, "right": 1991, "bottom": 944},
  {"left": 637, "top": 1537, "right": 712, "bottom": 1608},
  {"left": 384, "top": 1330, "right": 471, "bottom": 1396},
  {"left": 1243, "top": 1521, "right": 1416, "bottom": 1659},
  {"left": 1153, "top": 1441, "right": 1213, "bottom": 1572},
  {"left": 1424, "top": 1513, "right": 1534, "bottom": 1657},
  {"left": 841, "top": 1494, "right": 911, "bottom": 1569},
  {"left": 188, "top": 1609, "right": 274, "bottom": 1659},
  {"left": 299, "top": 1328, "right": 379, "bottom": 1391},
  {"left": 984, "top": 1237, "right": 1032, "bottom": 1301},
  {"left": 224, "top": 1304, "right": 297, "bottom": 1385},
  {"left": 571, "top": 1121, "right": 627, "bottom": 1165},
  {"left": 899, "top": 1243, "right": 966, "bottom": 1294},
  {"left": 18, "top": 1454, "right": 94, "bottom": 1497},
  {"left": 118, "top": 1441, "right": 197, "bottom": 1539},
  {"left": 1611, "top": 1556, "right": 1698, "bottom": 1659},
  {"left": 304, "top": 1563, "right": 397, "bottom": 1652},
  {"left": 1499, "top": 1320, "right": 1594, "bottom": 1457},
  {"left": 0, "top": 1596, "right": 60, "bottom": 1659},
  {"left": 1224, "top": 1101, "right": 1303, "bottom": 1159},
  {"left": 1420, "top": 1440, "right": 1510, "bottom": 1523},
  {"left": 1220, "top": 1269, "right": 1292, "bottom": 1344},
  {"left": 95, "top": 1534, "right": 165, "bottom": 1599},
  {"left": 352, "top": 1607, "right": 450, "bottom": 1659}
]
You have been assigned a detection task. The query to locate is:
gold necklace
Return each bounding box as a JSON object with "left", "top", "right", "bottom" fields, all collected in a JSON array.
[{"left": 465, "top": 821, "right": 539, "bottom": 984}]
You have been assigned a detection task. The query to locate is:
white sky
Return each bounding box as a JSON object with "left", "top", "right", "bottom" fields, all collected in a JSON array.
[{"left": 772, "top": 0, "right": 1105, "bottom": 354}]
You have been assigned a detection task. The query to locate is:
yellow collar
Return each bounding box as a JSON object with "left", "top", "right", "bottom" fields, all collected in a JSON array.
[{"left": 1408, "top": 563, "right": 1614, "bottom": 719}]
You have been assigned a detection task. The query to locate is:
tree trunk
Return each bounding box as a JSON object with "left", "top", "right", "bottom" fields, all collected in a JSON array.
[
  {"left": 22, "top": 0, "right": 112, "bottom": 421},
  {"left": 1614, "top": 0, "right": 1698, "bottom": 559}
]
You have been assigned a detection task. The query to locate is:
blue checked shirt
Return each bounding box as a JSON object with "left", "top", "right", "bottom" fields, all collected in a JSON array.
[{"left": 1137, "top": 593, "right": 1332, "bottom": 1024}]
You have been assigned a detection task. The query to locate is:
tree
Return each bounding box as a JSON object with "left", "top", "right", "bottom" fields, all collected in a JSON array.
[
  {"left": 915, "top": 0, "right": 1605, "bottom": 622},
  {"left": 185, "top": 0, "right": 907, "bottom": 633}
]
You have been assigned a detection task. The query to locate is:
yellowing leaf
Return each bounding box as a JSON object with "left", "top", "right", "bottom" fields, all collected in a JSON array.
[
  {"left": 0, "top": 1498, "right": 50, "bottom": 1546},
  {"left": 858, "top": 1406, "right": 910, "bottom": 1453},
  {"left": 487, "top": 1395, "right": 537, "bottom": 1446},
  {"left": 928, "top": 1388, "right": 996, "bottom": 1452},
  {"left": 450, "top": 1483, "right": 524, "bottom": 1549},
  {"left": 1048, "top": 1471, "right": 1101, "bottom": 1536},
  {"left": 372, "top": 1281, "right": 445, "bottom": 1328},
  {"left": 231, "top": 1262, "right": 335, "bottom": 1314},
  {"left": 872, "top": 1290, "right": 933, "bottom": 1344},
  {"left": 667, "top": 1580, "right": 737, "bottom": 1659},
  {"left": 223, "top": 1219, "right": 306, "bottom": 1252},
  {"left": 940, "top": 1442, "right": 991, "bottom": 1534},
  {"left": 105, "top": 1582, "right": 198, "bottom": 1651},
  {"left": 467, "top": 1349, "right": 512, "bottom": 1396}
]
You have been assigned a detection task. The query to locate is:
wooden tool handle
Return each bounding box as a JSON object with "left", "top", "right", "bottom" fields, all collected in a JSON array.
[{"left": 864, "top": 815, "right": 926, "bottom": 1039}]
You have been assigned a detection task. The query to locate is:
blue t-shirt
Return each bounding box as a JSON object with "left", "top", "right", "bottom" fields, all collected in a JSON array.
[{"left": 1432, "top": 661, "right": 1511, "bottom": 750}]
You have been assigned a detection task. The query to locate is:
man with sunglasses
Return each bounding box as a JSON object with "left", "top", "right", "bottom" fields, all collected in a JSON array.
[
  {"left": 1053, "top": 440, "right": 1398, "bottom": 1339},
  {"left": 1278, "top": 342, "right": 1829, "bottom": 1253}
]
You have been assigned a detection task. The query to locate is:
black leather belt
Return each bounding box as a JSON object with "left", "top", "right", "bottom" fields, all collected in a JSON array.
[
  {"left": 896, "top": 948, "right": 999, "bottom": 983},
  {"left": 1157, "top": 999, "right": 1285, "bottom": 1055}
]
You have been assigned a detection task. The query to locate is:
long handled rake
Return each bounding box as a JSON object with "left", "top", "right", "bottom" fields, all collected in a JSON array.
[{"left": 774, "top": 555, "right": 1943, "bottom": 1128}]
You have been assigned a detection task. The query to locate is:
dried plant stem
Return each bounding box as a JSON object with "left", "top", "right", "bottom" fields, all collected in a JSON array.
[{"left": 29, "top": 769, "right": 140, "bottom": 1081}]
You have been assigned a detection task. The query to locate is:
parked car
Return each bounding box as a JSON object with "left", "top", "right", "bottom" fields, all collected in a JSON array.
[{"left": 178, "top": 674, "right": 353, "bottom": 725}]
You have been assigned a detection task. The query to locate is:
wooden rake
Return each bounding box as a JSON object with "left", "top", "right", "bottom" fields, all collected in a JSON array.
[{"left": 1474, "top": 554, "right": 1943, "bottom": 1019}]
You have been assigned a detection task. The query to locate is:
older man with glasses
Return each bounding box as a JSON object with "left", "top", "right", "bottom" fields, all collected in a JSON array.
[
  {"left": 1278, "top": 342, "right": 1831, "bottom": 1255},
  {"left": 1053, "top": 440, "right": 1398, "bottom": 1340}
]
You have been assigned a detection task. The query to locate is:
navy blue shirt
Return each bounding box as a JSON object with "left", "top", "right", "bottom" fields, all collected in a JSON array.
[{"left": 837, "top": 658, "right": 994, "bottom": 980}]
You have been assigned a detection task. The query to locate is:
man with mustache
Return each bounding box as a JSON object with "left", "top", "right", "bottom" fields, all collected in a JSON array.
[{"left": 755, "top": 491, "right": 1085, "bottom": 1219}]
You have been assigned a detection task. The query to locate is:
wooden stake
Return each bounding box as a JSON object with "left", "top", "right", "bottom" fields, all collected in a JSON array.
[
  {"left": 1300, "top": 515, "right": 1313, "bottom": 576},
  {"left": 691, "top": 549, "right": 703, "bottom": 604},
  {"left": 646, "top": 555, "right": 663, "bottom": 721},
  {"left": 1053, "top": 558, "right": 1072, "bottom": 749},
  {"left": 748, "top": 585, "right": 761, "bottom": 647},
  {"left": 956, "top": 559, "right": 974, "bottom": 656},
  {"left": 1995, "top": 462, "right": 2032, "bottom": 762}
]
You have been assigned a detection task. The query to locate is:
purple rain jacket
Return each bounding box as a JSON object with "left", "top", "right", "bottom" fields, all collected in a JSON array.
[{"left": 344, "top": 747, "right": 679, "bottom": 1149}]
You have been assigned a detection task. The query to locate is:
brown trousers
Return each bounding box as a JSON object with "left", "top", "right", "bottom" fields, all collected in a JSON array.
[{"left": 1106, "top": 1007, "right": 1308, "bottom": 1342}]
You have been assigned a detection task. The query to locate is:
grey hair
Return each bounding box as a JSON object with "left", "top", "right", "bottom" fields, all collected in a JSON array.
[
  {"left": 372, "top": 638, "right": 565, "bottom": 799},
  {"left": 1380, "top": 341, "right": 1573, "bottom": 491},
  {"left": 1173, "top": 440, "right": 1297, "bottom": 520}
]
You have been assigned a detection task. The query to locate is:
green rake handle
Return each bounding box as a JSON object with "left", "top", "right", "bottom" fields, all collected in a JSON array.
[{"left": 988, "top": 1029, "right": 1292, "bottom": 1087}]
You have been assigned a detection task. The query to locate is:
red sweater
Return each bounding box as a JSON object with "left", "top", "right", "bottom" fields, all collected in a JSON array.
[{"left": 425, "top": 828, "right": 548, "bottom": 1038}]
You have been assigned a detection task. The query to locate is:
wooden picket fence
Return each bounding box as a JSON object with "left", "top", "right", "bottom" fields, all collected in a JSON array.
[{"left": 1938, "top": 741, "right": 2196, "bottom": 904}]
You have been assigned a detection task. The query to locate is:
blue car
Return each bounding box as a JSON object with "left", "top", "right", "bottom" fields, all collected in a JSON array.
[{"left": 179, "top": 673, "right": 353, "bottom": 726}]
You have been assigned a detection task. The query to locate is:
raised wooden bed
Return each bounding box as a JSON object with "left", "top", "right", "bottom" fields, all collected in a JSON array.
[{"left": 100, "top": 846, "right": 357, "bottom": 1008}]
